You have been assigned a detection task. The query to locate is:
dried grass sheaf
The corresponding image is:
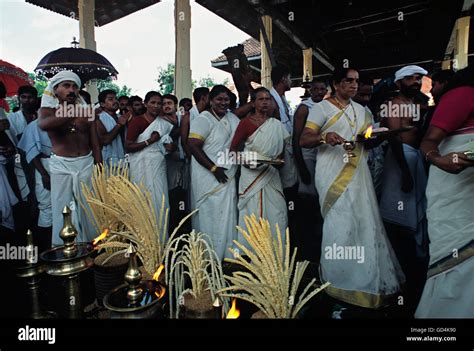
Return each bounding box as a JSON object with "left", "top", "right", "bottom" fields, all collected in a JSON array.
[
  {"left": 164, "top": 230, "right": 228, "bottom": 319},
  {"left": 220, "top": 214, "right": 330, "bottom": 318},
  {"left": 82, "top": 163, "right": 191, "bottom": 275}
]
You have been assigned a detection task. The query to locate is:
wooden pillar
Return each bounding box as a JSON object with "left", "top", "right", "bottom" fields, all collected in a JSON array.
[
  {"left": 302, "top": 48, "right": 313, "bottom": 81},
  {"left": 260, "top": 15, "right": 272, "bottom": 89},
  {"left": 174, "top": 0, "right": 192, "bottom": 99},
  {"left": 78, "top": 0, "right": 98, "bottom": 103},
  {"left": 454, "top": 16, "right": 470, "bottom": 70}
]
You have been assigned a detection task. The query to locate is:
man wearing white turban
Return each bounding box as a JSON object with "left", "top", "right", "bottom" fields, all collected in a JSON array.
[
  {"left": 38, "top": 70, "right": 102, "bottom": 246},
  {"left": 379, "top": 64, "right": 430, "bottom": 315}
]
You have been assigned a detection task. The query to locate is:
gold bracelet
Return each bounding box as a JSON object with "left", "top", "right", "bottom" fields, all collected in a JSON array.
[
  {"left": 320, "top": 132, "right": 327, "bottom": 144},
  {"left": 210, "top": 164, "right": 218, "bottom": 173}
]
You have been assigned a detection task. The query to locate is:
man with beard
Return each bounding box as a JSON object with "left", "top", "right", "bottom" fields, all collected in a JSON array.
[
  {"left": 379, "top": 65, "right": 430, "bottom": 315},
  {"left": 39, "top": 71, "right": 102, "bottom": 246},
  {"left": 291, "top": 78, "right": 327, "bottom": 262},
  {"left": 117, "top": 95, "right": 129, "bottom": 117},
  {"left": 161, "top": 94, "right": 186, "bottom": 233},
  {"left": 96, "top": 90, "right": 127, "bottom": 166}
]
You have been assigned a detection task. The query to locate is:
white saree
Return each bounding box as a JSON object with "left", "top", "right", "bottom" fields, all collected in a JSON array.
[
  {"left": 189, "top": 110, "right": 240, "bottom": 260},
  {"left": 306, "top": 99, "right": 405, "bottom": 309},
  {"left": 128, "top": 117, "right": 173, "bottom": 221},
  {"left": 237, "top": 118, "right": 288, "bottom": 251},
  {"left": 416, "top": 133, "right": 474, "bottom": 318}
]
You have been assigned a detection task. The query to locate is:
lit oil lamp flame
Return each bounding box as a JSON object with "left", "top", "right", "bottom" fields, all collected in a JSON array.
[
  {"left": 364, "top": 125, "right": 373, "bottom": 139},
  {"left": 154, "top": 286, "right": 166, "bottom": 300},
  {"left": 226, "top": 298, "right": 240, "bottom": 319},
  {"left": 92, "top": 229, "right": 109, "bottom": 246},
  {"left": 153, "top": 264, "right": 165, "bottom": 281}
]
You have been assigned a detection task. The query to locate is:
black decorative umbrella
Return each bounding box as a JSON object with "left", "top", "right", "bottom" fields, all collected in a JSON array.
[{"left": 34, "top": 38, "right": 118, "bottom": 86}]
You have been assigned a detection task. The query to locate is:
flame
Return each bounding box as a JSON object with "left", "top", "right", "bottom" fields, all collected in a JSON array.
[
  {"left": 226, "top": 298, "right": 240, "bottom": 319},
  {"left": 154, "top": 286, "right": 166, "bottom": 300},
  {"left": 364, "top": 125, "right": 373, "bottom": 139},
  {"left": 153, "top": 264, "right": 165, "bottom": 281},
  {"left": 92, "top": 229, "right": 109, "bottom": 246}
]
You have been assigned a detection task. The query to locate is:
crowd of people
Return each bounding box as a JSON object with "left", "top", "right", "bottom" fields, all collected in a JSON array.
[{"left": 0, "top": 63, "right": 473, "bottom": 318}]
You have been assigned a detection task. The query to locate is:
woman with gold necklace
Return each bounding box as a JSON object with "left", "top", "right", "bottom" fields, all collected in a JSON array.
[
  {"left": 300, "top": 67, "right": 405, "bottom": 312},
  {"left": 188, "top": 85, "right": 240, "bottom": 260}
]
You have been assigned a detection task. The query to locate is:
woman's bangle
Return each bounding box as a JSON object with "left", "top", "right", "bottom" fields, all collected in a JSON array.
[
  {"left": 425, "top": 150, "right": 439, "bottom": 162},
  {"left": 144, "top": 139, "right": 150, "bottom": 146},
  {"left": 210, "top": 164, "right": 218, "bottom": 173},
  {"left": 320, "top": 132, "right": 327, "bottom": 144}
]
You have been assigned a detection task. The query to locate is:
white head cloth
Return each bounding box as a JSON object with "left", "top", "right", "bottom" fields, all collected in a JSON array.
[
  {"left": 41, "top": 70, "right": 85, "bottom": 108},
  {"left": 394, "top": 65, "right": 428, "bottom": 82}
]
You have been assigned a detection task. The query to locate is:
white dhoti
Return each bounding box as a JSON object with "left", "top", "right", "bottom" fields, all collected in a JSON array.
[
  {"left": 237, "top": 118, "right": 288, "bottom": 252},
  {"left": 416, "top": 133, "right": 474, "bottom": 318},
  {"left": 50, "top": 152, "right": 95, "bottom": 245},
  {"left": 306, "top": 99, "right": 405, "bottom": 308},
  {"left": 380, "top": 143, "right": 428, "bottom": 258},
  {"left": 128, "top": 117, "right": 173, "bottom": 221}
]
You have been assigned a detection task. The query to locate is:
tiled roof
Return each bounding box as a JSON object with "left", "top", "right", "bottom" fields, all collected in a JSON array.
[{"left": 211, "top": 37, "right": 261, "bottom": 64}]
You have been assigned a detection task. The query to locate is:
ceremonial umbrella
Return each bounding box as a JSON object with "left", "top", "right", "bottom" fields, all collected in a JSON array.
[
  {"left": 0, "top": 59, "right": 34, "bottom": 96},
  {"left": 34, "top": 38, "right": 118, "bottom": 86}
]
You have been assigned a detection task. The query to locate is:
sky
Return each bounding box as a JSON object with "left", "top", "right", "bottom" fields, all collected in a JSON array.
[{"left": 0, "top": 0, "right": 304, "bottom": 106}]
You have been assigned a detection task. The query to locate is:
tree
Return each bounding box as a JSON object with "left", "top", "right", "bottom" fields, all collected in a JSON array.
[
  {"left": 96, "top": 79, "right": 132, "bottom": 97},
  {"left": 156, "top": 64, "right": 231, "bottom": 96},
  {"left": 197, "top": 76, "right": 230, "bottom": 88},
  {"left": 156, "top": 63, "right": 175, "bottom": 95}
]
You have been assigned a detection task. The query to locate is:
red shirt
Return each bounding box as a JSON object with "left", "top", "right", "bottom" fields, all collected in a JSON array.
[
  {"left": 430, "top": 86, "right": 474, "bottom": 135},
  {"left": 126, "top": 115, "right": 151, "bottom": 141},
  {"left": 230, "top": 117, "right": 260, "bottom": 151}
]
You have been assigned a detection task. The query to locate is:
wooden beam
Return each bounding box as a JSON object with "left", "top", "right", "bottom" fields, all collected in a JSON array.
[
  {"left": 302, "top": 48, "right": 313, "bottom": 82},
  {"left": 78, "top": 0, "right": 98, "bottom": 102},
  {"left": 174, "top": 0, "right": 192, "bottom": 99},
  {"left": 259, "top": 15, "right": 273, "bottom": 88},
  {"left": 454, "top": 16, "right": 470, "bottom": 70},
  {"left": 249, "top": 1, "right": 334, "bottom": 71}
]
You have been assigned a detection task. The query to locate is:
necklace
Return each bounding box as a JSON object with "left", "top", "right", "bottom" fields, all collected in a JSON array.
[
  {"left": 69, "top": 120, "right": 76, "bottom": 133},
  {"left": 249, "top": 114, "right": 267, "bottom": 127},
  {"left": 332, "top": 97, "right": 357, "bottom": 140},
  {"left": 210, "top": 108, "right": 224, "bottom": 121}
]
